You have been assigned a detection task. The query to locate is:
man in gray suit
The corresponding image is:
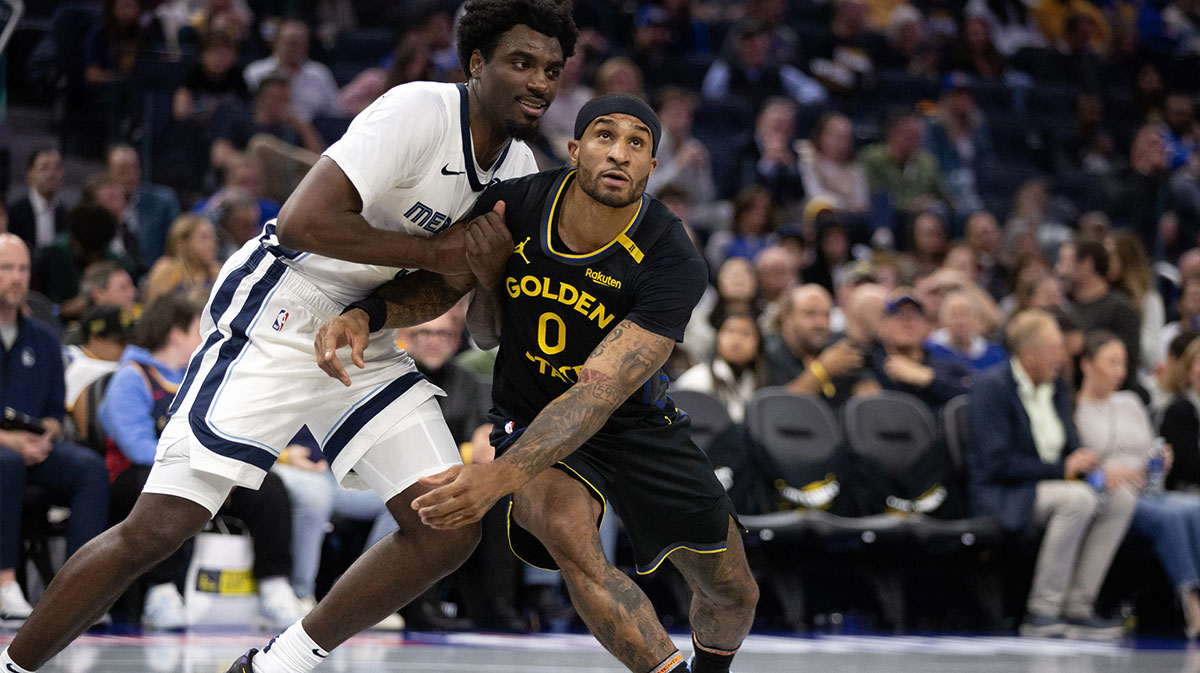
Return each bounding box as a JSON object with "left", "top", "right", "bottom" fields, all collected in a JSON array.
[{"left": 106, "top": 145, "right": 181, "bottom": 266}]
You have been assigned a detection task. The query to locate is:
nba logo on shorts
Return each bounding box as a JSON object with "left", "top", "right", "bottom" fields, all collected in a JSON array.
[
  {"left": 272, "top": 310, "right": 289, "bottom": 331},
  {"left": 504, "top": 421, "right": 515, "bottom": 434}
]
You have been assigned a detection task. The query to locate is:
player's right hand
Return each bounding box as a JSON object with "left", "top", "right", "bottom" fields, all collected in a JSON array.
[
  {"left": 466, "top": 201, "right": 511, "bottom": 287},
  {"left": 315, "top": 308, "right": 370, "bottom": 387}
]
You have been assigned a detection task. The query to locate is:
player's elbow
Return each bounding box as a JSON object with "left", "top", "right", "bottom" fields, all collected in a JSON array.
[{"left": 275, "top": 199, "right": 320, "bottom": 252}]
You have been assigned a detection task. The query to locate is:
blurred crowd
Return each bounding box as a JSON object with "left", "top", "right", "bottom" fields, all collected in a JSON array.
[{"left": 5, "top": 0, "right": 1200, "bottom": 637}]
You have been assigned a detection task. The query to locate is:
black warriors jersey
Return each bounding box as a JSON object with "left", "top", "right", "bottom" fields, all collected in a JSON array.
[{"left": 465, "top": 168, "right": 708, "bottom": 429}]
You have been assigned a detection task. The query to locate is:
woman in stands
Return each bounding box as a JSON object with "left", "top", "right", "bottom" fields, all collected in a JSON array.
[
  {"left": 143, "top": 214, "right": 221, "bottom": 303},
  {"left": 1077, "top": 330, "right": 1200, "bottom": 638},
  {"left": 674, "top": 311, "right": 767, "bottom": 423},
  {"left": 797, "top": 112, "right": 869, "bottom": 213},
  {"left": 1105, "top": 230, "right": 1166, "bottom": 383}
]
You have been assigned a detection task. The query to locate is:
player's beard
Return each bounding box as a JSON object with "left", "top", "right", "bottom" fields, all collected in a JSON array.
[
  {"left": 576, "top": 167, "right": 648, "bottom": 209},
  {"left": 503, "top": 118, "right": 541, "bottom": 143}
]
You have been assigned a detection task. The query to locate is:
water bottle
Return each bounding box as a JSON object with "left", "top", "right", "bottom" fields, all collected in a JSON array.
[
  {"left": 1147, "top": 438, "right": 1167, "bottom": 497},
  {"left": 1086, "top": 469, "right": 1106, "bottom": 492}
]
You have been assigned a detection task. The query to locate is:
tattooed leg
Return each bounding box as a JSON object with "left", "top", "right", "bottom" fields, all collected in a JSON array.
[
  {"left": 513, "top": 469, "right": 676, "bottom": 672},
  {"left": 668, "top": 517, "right": 759, "bottom": 651}
]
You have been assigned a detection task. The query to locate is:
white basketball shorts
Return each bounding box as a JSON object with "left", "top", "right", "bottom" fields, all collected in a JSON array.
[{"left": 143, "top": 238, "right": 461, "bottom": 514}]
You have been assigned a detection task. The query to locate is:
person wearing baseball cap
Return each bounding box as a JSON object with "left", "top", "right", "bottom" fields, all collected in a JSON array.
[
  {"left": 63, "top": 305, "right": 134, "bottom": 431},
  {"left": 871, "top": 287, "right": 973, "bottom": 411}
]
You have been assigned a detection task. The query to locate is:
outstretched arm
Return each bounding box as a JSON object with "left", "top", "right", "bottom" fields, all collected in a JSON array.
[
  {"left": 411, "top": 320, "right": 675, "bottom": 529},
  {"left": 462, "top": 201, "right": 511, "bottom": 349}
]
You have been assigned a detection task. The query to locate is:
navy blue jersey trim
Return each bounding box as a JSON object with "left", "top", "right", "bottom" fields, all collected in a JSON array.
[
  {"left": 457, "top": 83, "right": 512, "bottom": 192},
  {"left": 322, "top": 371, "right": 428, "bottom": 462}
]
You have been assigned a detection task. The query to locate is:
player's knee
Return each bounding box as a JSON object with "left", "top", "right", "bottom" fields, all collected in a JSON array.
[
  {"left": 417, "top": 520, "right": 481, "bottom": 572},
  {"left": 695, "top": 561, "right": 759, "bottom": 613}
]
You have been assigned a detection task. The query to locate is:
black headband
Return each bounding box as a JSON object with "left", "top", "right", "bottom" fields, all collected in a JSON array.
[{"left": 573, "top": 93, "right": 661, "bottom": 157}]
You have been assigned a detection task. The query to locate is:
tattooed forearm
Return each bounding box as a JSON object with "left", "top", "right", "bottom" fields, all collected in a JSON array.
[
  {"left": 466, "top": 282, "right": 504, "bottom": 349},
  {"left": 377, "top": 271, "right": 475, "bottom": 328},
  {"left": 495, "top": 320, "right": 674, "bottom": 483}
]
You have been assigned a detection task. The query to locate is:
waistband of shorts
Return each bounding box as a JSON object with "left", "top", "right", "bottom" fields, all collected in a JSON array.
[{"left": 261, "top": 245, "right": 344, "bottom": 320}]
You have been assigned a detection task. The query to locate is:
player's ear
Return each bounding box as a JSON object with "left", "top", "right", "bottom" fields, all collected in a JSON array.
[
  {"left": 648, "top": 157, "right": 657, "bottom": 177},
  {"left": 567, "top": 140, "right": 580, "bottom": 167},
  {"left": 469, "top": 50, "right": 484, "bottom": 80}
]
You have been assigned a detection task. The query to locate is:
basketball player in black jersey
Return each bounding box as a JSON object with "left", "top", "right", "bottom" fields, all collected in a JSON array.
[{"left": 318, "top": 94, "right": 758, "bottom": 673}]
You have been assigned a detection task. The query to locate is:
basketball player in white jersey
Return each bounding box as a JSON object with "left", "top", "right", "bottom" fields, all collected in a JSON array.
[{"left": 0, "top": 3, "right": 577, "bottom": 673}]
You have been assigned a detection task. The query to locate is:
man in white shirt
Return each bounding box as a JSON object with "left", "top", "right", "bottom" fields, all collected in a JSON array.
[
  {"left": 9, "top": 149, "right": 66, "bottom": 253},
  {"left": 244, "top": 21, "right": 344, "bottom": 121},
  {"left": 0, "top": 3, "right": 578, "bottom": 673}
]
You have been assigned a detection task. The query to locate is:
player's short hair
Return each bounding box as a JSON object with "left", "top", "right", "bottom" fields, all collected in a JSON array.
[
  {"left": 137, "top": 294, "right": 202, "bottom": 353},
  {"left": 456, "top": 0, "right": 578, "bottom": 73}
]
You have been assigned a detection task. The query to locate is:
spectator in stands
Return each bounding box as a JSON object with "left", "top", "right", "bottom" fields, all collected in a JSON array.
[
  {"left": 1163, "top": 93, "right": 1199, "bottom": 171},
  {"left": 952, "top": 11, "right": 1006, "bottom": 80},
  {"left": 0, "top": 235, "right": 109, "bottom": 626},
  {"left": 964, "top": 210, "right": 1009, "bottom": 300},
  {"left": 144, "top": 214, "right": 220, "bottom": 303},
  {"left": 1112, "top": 124, "right": 1171, "bottom": 259},
  {"left": 539, "top": 54, "right": 593, "bottom": 163},
  {"left": 62, "top": 305, "right": 130, "bottom": 444},
  {"left": 1032, "top": 1, "right": 1111, "bottom": 56},
  {"left": 804, "top": 0, "right": 882, "bottom": 100},
  {"left": 107, "top": 145, "right": 182, "bottom": 267},
  {"left": 755, "top": 245, "right": 800, "bottom": 331},
  {"left": 8, "top": 149, "right": 67, "bottom": 254},
  {"left": 1054, "top": 11, "right": 1104, "bottom": 90},
  {"left": 659, "top": 0, "right": 712, "bottom": 54},
  {"left": 831, "top": 259, "right": 877, "bottom": 333},
  {"left": 99, "top": 294, "right": 302, "bottom": 630},
  {"left": 622, "top": 5, "right": 686, "bottom": 98},
  {"left": 1062, "top": 238, "right": 1142, "bottom": 391},
  {"left": 674, "top": 311, "right": 766, "bottom": 423},
  {"left": 81, "top": 172, "right": 144, "bottom": 277},
  {"left": 926, "top": 289, "right": 1007, "bottom": 372},
  {"left": 736, "top": 98, "right": 806, "bottom": 207},
  {"left": 177, "top": 0, "right": 254, "bottom": 50},
  {"left": 804, "top": 205, "right": 853, "bottom": 295},
  {"left": 211, "top": 190, "right": 263, "bottom": 260},
  {"left": 244, "top": 20, "right": 344, "bottom": 121},
  {"left": 964, "top": 0, "right": 1049, "bottom": 57},
  {"left": 1174, "top": 154, "right": 1200, "bottom": 252},
  {"left": 877, "top": 6, "right": 932, "bottom": 74},
  {"left": 1161, "top": 338, "right": 1200, "bottom": 492},
  {"left": 870, "top": 288, "right": 972, "bottom": 411},
  {"left": 1151, "top": 330, "right": 1200, "bottom": 413},
  {"left": 1010, "top": 179, "right": 1072, "bottom": 259},
  {"left": 195, "top": 154, "right": 281, "bottom": 229},
  {"left": 859, "top": 111, "right": 948, "bottom": 217},
  {"left": 683, "top": 257, "right": 760, "bottom": 364},
  {"left": 647, "top": 87, "right": 716, "bottom": 205},
  {"left": 798, "top": 112, "right": 870, "bottom": 214},
  {"left": 1164, "top": 278, "right": 1200, "bottom": 359},
  {"left": 910, "top": 211, "right": 949, "bottom": 277},
  {"left": 705, "top": 186, "right": 778, "bottom": 269},
  {"left": 1076, "top": 330, "right": 1200, "bottom": 638},
  {"left": 84, "top": 0, "right": 146, "bottom": 85},
  {"left": 765, "top": 284, "right": 879, "bottom": 409},
  {"left": 174, "top": 33, "right": 249, "bottom": 126},
  {"left": 1059, "top": 92, "right": 1119, "bottom": 176},
  {"left": 925, "top": 72, "right": 992, "bottom": 213},
  {"left": 1105, "top": 230, "right": 1166, "bottom": 381},
  {"left": 843, "top": 282, "right": 888, "bottom": 349},
  {"left": 80, "top": 261, "right": 138, "bottom": 317},
  {"left": 701, "top": 19, "right": 827, "bottom": 111},
  {"left": 592, "top": 56, "right": 646, "bottom": 100},
  {"left": 943, "top": 243, "right": 980, "bottom": 279},
  {"left": 966, "top": 310, "right": 1135, "bottom": 640},
  {"left": 34, "top": 205, "right": 135, "bottom": 320},
  {"left": 209, "top": 74, "right": 327, "bottom": 170}
]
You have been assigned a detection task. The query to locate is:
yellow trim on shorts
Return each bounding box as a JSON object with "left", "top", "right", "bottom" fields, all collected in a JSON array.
[
  {"left": 637, "top": 544, "right": 728, "bottom": 576},
  {"left": 505, "top": 460, "right": 608, "bottom": 572}
]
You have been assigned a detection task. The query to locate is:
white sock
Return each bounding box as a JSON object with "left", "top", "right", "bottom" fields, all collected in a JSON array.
[
  {"left": 1, "top": 648, "right": 35, "bottom": 672},
  {"left": 253, "top": 621, "right": 329, "bottom": 673}
]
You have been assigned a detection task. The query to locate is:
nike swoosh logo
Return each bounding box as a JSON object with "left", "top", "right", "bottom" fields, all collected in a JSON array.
[
  {"left": 312, "top": 649, "right": 328, "bottom": 658},
  {"left": 441, "top": 164, "right": 464, "bottom": 176}
]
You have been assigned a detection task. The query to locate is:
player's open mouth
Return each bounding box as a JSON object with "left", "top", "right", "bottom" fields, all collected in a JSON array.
[{"left": 518, "top": 97, "right": 547, "bottom": 117}]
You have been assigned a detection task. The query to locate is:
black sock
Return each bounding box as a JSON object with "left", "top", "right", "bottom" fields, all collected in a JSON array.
[
  {"left": 691, "top": 634, "right": 738, "bottom": 673},
  {"left": 649, "top": 650, "right": 686, "bottom": 673}
]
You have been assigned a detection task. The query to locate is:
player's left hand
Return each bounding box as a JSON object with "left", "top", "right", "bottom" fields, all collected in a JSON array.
[
  {"left": 411, "top": 463, "right": 518, "bottom": 530},
  {"left": 315, "top": 309, "right": 370, "bottom": 386}
]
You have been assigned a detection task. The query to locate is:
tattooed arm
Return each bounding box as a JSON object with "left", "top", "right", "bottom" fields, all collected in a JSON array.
[
  {"left": 314, "top": 271, "right": 474, "bottom": 386},
  {"left": 411, "top": 320, "right": 675, "bottom": 529}
]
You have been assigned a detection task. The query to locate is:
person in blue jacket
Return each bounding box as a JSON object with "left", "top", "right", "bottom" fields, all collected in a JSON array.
[{"left": 0, "top": 234, "right": 108, "bottom": 625}]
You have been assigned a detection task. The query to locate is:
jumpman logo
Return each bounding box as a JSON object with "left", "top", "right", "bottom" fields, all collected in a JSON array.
[{"left": 514, "top": 236, "right": 531, "bottom": 264}]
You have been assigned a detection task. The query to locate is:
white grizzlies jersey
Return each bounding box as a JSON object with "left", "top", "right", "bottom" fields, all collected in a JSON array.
[{"left": 283, "top": 81, "right": 540, "bottom": 305}]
